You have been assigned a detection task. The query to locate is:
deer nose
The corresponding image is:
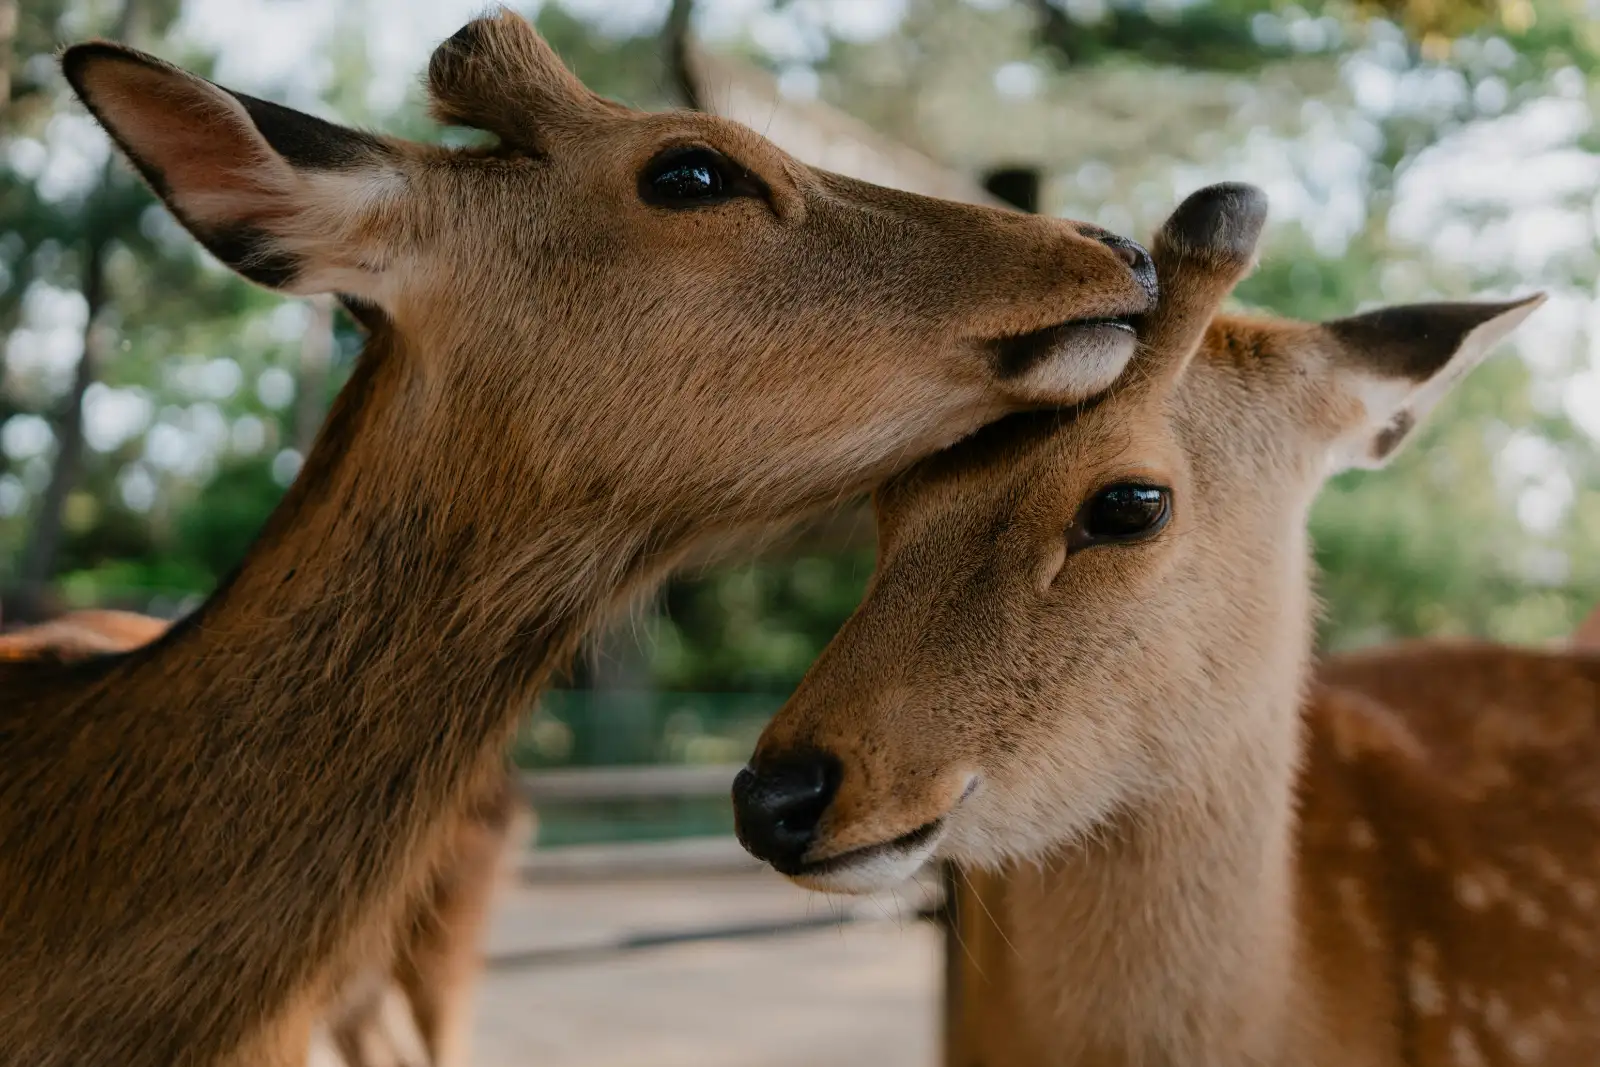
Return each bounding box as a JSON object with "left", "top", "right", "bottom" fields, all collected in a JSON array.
[
  {"left": 1095, "top": 232, "right": 1158, "bottom": 303},
  {"left": 732, "top": 751, "right": 841, "bottom": 871}
]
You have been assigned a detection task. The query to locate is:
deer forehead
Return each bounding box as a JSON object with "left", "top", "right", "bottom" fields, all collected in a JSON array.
[{"left": 881, "top": 344, "right": 1289, "bottom": 540}]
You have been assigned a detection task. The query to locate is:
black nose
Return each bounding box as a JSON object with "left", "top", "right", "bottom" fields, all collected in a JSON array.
[
  {"left": 732, "top": 750, "right": 841, "bottom": 873},
  {"left": 1096, "top": 232, "right": 1158, "bottom": 305}
]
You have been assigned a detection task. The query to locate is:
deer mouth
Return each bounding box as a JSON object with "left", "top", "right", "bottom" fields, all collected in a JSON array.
[
  {"left": 990, "top": 315, "right": 1140, "bottom": 381},
  {"left": 786, "top": 817, "right": 947, "bottom": 893}
]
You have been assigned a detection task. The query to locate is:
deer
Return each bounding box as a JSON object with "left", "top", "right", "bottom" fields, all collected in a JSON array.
[
  {"left": 0, "top": 608, "right": 519, "bottom": 1067},
  {"left": 0, "top": 8, "right": 1163, "bottom": 1065},
  {"left": 732, "top": 182, "right": 1583, "bottom": 1067}
]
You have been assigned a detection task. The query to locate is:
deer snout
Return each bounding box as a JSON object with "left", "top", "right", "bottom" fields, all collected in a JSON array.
[{"left": 731, "top": 750, "right": 841, "bottom": 873}]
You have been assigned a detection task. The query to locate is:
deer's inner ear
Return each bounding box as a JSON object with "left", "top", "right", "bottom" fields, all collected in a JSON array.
[
  {"left": 1321, "top": 296, "right": 1545, "bottom": 472},
  {"left": 62, "top": 42, "right": 403, "bottom": 301}
]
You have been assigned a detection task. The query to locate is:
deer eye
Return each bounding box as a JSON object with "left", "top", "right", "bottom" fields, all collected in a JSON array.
[
  {"left": 1071, "top": 483, "right": 1171, "bottom": 548},
  {"left": 640, "top": 147, "right": 744, "bottom": 208}
]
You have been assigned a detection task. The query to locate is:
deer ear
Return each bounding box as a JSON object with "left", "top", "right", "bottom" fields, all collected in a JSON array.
[
  {"left": 1322, "top": 295, "right": 1545, "bottom": 472},
  {"left": 426, "top": 8, "right": 607, "bottom": 150},
  {"left": 62, "top": 42, "right": 402, "bottom": 301}
]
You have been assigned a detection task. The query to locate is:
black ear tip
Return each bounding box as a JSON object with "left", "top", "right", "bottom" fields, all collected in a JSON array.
[
  {"left": 441, "top": 17, "right": 491, "bottom": 55},
  {"left": 433, "top": 6, "right": 528, "bottom": 63},
  {"left": 59, "top": 40, "right": 116, "bottom": 90},
  {"left": 59, "top": 40, "right": 158, "bottom": 100},
  {"left": 428, "top": 14, "right": 499, "bottom": 88},
  {"left": 1162, "top": 182, "right": 1269, "bottom": 261}
]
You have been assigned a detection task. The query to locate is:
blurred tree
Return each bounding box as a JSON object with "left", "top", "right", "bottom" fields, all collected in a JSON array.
[
  {"left": 665, "top": 0, "right": 703, "bottom": 109},
  {"left": 0, "top": 0, "right": 16, "bottom": 111},
  {"left": 8, "top": 0, "right": 167, "bottom": 619},
  {"left": 1028, "top": 0, "right": 1290, "bottom": 71},
  {"left": 294, "top": 297, "right": 334, "bottom": 455}
]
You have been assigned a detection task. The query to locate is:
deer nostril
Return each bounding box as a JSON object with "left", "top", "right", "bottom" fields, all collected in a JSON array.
[
  {"left": 1093, "top": 232, "right": 1158, "bottom": 305},
  {"left": 731, "top": 750, "right": 842, "bottom": 873},
  {"left": 1106, "top": 241, "right": 1139, "bottom": 268}
]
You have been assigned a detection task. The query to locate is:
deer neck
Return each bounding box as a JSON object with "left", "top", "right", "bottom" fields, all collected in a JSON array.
[
  {"left": 29, "top": 323, "right": 686, "bottom": 1058},
  {"left": 971, "top": 553, "right": 1324, "bottom": 1066},
  {"left": 181, "top": 324, "right": 667, "bottom": 738}
]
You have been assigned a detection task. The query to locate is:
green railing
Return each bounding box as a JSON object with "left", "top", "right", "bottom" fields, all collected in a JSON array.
[{"left": 513, "top": 690, "right": 778, "bottom": 847}]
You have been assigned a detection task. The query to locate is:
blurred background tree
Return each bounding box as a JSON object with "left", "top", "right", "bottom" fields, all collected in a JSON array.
[{"left": 4, "top": 0, "right": 1599, "bottom": 788}]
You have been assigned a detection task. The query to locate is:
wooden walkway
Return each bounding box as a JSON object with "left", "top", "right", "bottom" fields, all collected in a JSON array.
[{"left": 468, "top": 869, "right": 941, "bottom": 1067}]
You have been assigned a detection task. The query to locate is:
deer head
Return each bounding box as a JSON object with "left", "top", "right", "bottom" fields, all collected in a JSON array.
[
  {"left": 61, "top": 8, "right": 1156, "bottom": 551},
  {"left": 735, "top": 183, "right": 1544, "bottom": 892}
]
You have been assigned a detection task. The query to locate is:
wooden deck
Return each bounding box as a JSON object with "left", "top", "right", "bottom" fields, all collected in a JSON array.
[{"left": 468, "top": 868, "right": 942, "bottom": 1067}]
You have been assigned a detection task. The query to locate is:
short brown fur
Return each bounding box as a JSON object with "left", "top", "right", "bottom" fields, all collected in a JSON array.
[
  {"left": 747, "top": 188, "right": 1562, "bottom": 1066},
  {"left": 0, "top": 611, "right": 519, "bottom": 1067},
  {"left": 3, "top": 9, "right": 1159, "bottom": 1065}
]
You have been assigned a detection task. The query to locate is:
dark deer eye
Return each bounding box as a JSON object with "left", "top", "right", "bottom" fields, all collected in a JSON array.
[
  {"left": 1071, "top": 483, "right": 1171, "bottom": 548},
  {"left": 641, "top": 147, "right": 730, "bottom": 207}
]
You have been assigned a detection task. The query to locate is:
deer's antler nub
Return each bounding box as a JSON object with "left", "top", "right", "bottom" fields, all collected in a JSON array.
[{"left": 1139, "top": 182, "right": 1269, "bottom": 384}]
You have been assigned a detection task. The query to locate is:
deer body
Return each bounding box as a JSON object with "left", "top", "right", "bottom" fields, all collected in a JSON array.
[
  {"left": 735, "top": 186, "right": 1561, "bottom": 1066},
  {"left": 950, "top": 642, "right": 1600, "bottom": 1067},
  {"left": 0, "top": 610, "right": 521, "bottom": 1067},
  {"left": 1, "top": 10, "right": 1159, "bottom": 1065}
]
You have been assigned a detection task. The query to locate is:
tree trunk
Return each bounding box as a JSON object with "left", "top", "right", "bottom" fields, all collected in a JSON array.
[
  {"left": 12, "top": 238, "right": 109, "bottom": 620},
  {"left": 663, "top": 0, "right": 702, "bottom": 111},
  {"left": 0, "top": 0, "right": 18, "bottom": 112},
  {"left": 10, "top": 0, "right": 143, "bottom": 621},
  {"left": 295, "top": 297, "right": 335, "bottom": 454}
]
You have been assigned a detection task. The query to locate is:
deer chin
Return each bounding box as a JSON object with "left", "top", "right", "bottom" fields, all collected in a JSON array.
[{"left": 787, "top": 817, "right": 947, "bottom": 895}]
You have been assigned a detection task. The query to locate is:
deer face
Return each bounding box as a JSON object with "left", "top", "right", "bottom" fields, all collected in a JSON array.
[
  {"left": 61, "top": 9, "right": 1156, "bottom": 532},
  {"left": 736, "top": 186, "right": 1543, "bottom": 893}
]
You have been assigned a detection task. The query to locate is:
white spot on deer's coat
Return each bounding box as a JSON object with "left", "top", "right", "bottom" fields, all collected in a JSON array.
[
  {"left": 1451, "top": 1025, "right": 1487, "bottom": 1067},
  {"left": 1335, "top": 877, "right": 1381, "bottom": 949},
  {"left": 1456, "top": 875, "right": 1490, "bottom": 911},
  {"left": 1509, "top": 1027, "right": 1544, "bottom": 1063},
  {"left": 1409, "top": 942, "right": 1446, "bottom": 1017},
  {"left": 1513, "top": 894, "right": 1548, "bottom": 928},
  {"left": 1484, "top": 995, "right": 1511, "bottom": 1032}
]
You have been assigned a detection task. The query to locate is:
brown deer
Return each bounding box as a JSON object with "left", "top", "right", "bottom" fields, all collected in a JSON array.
[
  {"left": 734, "top": 184, "right": 1577, "bottom": 1067},
  {"left": 0, "top": 609, "right": 524, "bottom": 1067},
  {"left": 1, "top": 8, "right": 1161, "bottom": 1065}
]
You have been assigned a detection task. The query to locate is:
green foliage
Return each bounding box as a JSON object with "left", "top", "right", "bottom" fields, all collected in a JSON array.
[
  {"left": 1032, "top": 0, "right": 1295, "bottom": 72},
  {"left": 652, "top": 552, "right": 878, "bottom": 691},
  {"left": 172, "top": 455, "right": 284, "bottom": 583}
]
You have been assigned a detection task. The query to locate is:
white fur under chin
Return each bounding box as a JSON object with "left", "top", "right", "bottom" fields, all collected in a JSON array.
[{"left": 790, "top": 828, "right": 945, "bottom": 895}]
